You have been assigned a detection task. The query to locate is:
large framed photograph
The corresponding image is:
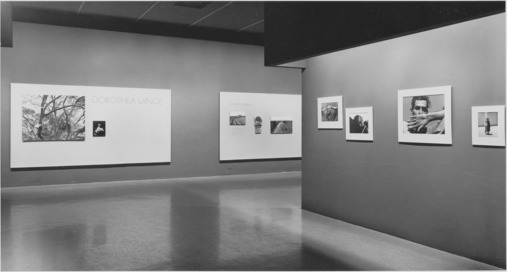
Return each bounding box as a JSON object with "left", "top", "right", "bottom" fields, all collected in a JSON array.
[
  {"left": 471, "top": 105, "right": 505, "bottom": 146},
  {"left": 398, "top": 86, "right": 452, "bottom": 144},
  {"left": 22, "top": 94, "right": 85, "bottom": 142},
  {"left": 345, "top": 107, "right": 373, "bottom": 141},
  {"left": 318, "top": 96, "right": 343, "bottom": 129}
]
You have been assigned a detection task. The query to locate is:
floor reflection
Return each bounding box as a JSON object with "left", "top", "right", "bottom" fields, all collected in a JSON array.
[{"left": 1, "top": 172, "right": 498, "bottom": 271}]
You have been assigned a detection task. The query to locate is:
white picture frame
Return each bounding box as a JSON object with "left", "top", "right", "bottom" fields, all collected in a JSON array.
[
  {"left": 345, "top": 107, "right": 373, "bottom": 141},
  {"left": 398, "top": 86, "right": 452, "bottom": 145},
  {"left": 471, "top": 105, "right": 506, "bottom": 147},
  {"left": 317, "top": 96, "right": 343, "bottom": 129}
]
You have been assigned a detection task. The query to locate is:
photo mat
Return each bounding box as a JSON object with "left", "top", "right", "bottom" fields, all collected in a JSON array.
[
  {"left": 345, "top": 107, "right": 373, "bottom": 141},
  {"left": 317, "top": 96, "right": 343, "bottom": 129},
  {"left": 397, "top": 86, "right": 452, "bottom": 144},
  {"left": 471, "top": 105, "right": 505, "bottom": 146}
]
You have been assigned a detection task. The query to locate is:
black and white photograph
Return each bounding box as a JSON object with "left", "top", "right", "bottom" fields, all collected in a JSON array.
[
  {"left": 271, "top": 118, "right": 293, "bottom": 134},
  {"left": 317, "top": 96, "right": 343, "bottom": 129},
  {"left": 472, "top": 105, "right": 506, "bottom": 146},
  {"left": 22, "top": 94, "right": 85, "bottom": 142},
  {"left": 254, "top": 116, "right": 263, "bottom": 134},
  {"left": 3, "top": 2, "right": 505, "bottom": 272},
  {"left": 229, "top": 111, "right": 246, "bottom": 126},
  {"left": 398, "top": 86, "right": 452, "bottom": 144},
  {"left": 345, "top": 107, "right": 373, "bottom": 141},
  {"left": 321, "top": 102, "right": 338, "bottom": 122},
  {"left": 93, "top": 121, "right": 106, "bottom": 137}
]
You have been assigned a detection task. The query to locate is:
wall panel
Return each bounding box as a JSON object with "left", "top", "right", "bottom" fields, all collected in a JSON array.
[
  {"left": 1, "top": 22, "right": 301, "bottom": 187},
  {"left": 302, "top": 14, "right": 505, "bottom": 268}
]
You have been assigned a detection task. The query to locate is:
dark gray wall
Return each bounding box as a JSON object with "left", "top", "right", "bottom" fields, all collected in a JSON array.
[
  {"left": 1, "top": 22, "right": 302, "bottom": 188},
  {"left": 302, "top": 14, "right": 505, "bottom": 268}
]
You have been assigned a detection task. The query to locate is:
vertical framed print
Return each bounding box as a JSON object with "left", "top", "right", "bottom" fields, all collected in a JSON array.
[
  {"left": 345, "top": 107, "right": 373, "bottom": 141},
  {"left": 398, "top": 86, "right": 452, "bottom": 144},
  {"left": 318, "top": 96, "right": 343, "bottom": 129},
  {"left": 471, "top": 105, "right": 505, "bottom": 146}
]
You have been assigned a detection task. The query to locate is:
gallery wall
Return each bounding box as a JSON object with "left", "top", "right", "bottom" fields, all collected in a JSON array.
[
  {"left": 1, "top": 22, "right": 302, "bottom": 187},
  {"left": 301, "top": 14, "right": 505, "bottom": 268}
]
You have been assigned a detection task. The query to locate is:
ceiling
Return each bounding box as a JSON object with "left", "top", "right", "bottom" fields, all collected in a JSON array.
[{"left": 8, "top": 1, "right": 265, "bottom": 45}]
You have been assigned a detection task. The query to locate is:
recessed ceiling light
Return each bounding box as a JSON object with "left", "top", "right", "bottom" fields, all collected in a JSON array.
[{"left": 174, "top": 2, "right": 212, "bottom": 9}]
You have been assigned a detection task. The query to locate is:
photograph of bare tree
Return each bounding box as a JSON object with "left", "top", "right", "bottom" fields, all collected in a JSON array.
[{"left": 22, "top": 94, "right": 85, "bottom": 141}]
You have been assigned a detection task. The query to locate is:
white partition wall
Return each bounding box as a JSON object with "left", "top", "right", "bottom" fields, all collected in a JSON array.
[
  {"left": 11, "top": 83, "right": 171, "bottom": 168},
  {"left": 220, "top": 92, "right": 301, "bottom": 161}
]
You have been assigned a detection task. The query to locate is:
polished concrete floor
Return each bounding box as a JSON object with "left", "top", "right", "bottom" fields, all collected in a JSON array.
[{"left": 1, "top": 172, "right": 500, "bottom": 271}]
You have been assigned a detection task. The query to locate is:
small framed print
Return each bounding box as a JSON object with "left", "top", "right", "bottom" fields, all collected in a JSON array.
[
  {"left": 270, "top": 117, "right": 293, "bottom": 134},
  {"left": 345, "top": 107, "right": 373, "bottom": 141},
  {"left": 318, "top": 96, "right": 343, "bottom": 129},
  {"left": 93, "top": 121, "right": 106, "bottom": 137},
  {"left": 229, "top": 111, "right": 246, "bottom": 126},
  {"left": 398, "top": 86, "right": 452, "bottom": 145},
  {"left": 471, "top": 105, "right": 505, "bottom": 147}
]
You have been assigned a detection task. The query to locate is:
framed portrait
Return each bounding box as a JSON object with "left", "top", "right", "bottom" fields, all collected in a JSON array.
[
  {"left": 398, "top": 86, "right": 452, "bottom": 145},
  {"left": 471, "top": 105, "right": 505, "bottom": 146},
  {"left": 345, "top": 107, "right": 373, "bottom": 141},
  {"left": 93, "top": 121, "right": 106, "bottom": 137},
  {"left": 317, "top": 96, "right": 343, "bottom": 129}
]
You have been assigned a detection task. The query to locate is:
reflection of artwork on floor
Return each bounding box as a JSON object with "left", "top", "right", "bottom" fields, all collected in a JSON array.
[
  {"left": 478, "top": 112, "right": 498, "bottom": 137},
  {"left": 229, "top": 111, "right": 246, "bottom": 126},
  {"left": 22, "top": 94, "right": 85, "bottom": 141},
  {"left": 271, "top": 118, "right": 293, "bottom": 134},
  {"left": 254, "top": 116, "right": 263, "bottom": 134},
  {"left": 93, "top": 121, "right": 106, "bottom": 137},
  {"left": 321, "top": 102, "right": 338, "bottom": 122}
]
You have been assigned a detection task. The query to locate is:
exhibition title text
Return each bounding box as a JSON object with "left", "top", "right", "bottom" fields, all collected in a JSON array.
[{"left": 92, "top": 96, "right": 163, "bottom": 106}]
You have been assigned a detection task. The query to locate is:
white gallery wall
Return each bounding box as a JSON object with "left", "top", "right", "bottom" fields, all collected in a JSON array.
[
  {"left": 1, "top": 22, "right": 302, "bottom": 187},
  {"left": 11, "top": 83, "right": 171, "bottom": 168},
  {"left": 220, "top": 92, "right": 302, "bottom": 161}
]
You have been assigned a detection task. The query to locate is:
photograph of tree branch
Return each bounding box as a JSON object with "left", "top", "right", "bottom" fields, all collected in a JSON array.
[{"left": 22, "top": 94, "right": 86, "bottom": 141}]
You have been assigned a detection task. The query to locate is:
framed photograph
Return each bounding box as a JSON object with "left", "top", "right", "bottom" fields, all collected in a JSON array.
[
  {"left": 229, "top": 111, "right": 246, "bottom": 126},
  {"left": 318, "top": 96, "right": 343, "bottom": 129},
  {"left": 398, "top": 86, "right": 452, "bottom": 144},
  {"left": 270, "top": 117, "right": 293, "bottom": 134},
  {"left": 93, "top": 121, "right": 106, "bottom": 137},
  {"left": 345, "top": 107, "right": 373, "bottom": 141},
  {"left": 471, "top": 105, "right": 505, "bottom": 146},
  {"left": 22, "top": 94, "right": 85, "bottom": 142},
  {"left": 253, "top": 116, "right": 263, "bottom": 134}
]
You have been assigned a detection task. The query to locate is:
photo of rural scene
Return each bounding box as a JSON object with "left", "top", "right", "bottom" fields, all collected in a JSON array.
[
  {"left": 478, "top": 112, "right": 499, "bottom": 137},
  {"left": 22, "top": 94, "right": 85, "bottom": 141},
  {"left": 229, "top": 111, "right": 246, "bottom": 126},
  {"left": 321, "top": 102, "right": 338, "bottom": 122},
  {"left": 271, "top": 119, "right": 293, "bottom": 134},
  {"left": 348, "top": 113, "right": 369, "bottom": 134}
]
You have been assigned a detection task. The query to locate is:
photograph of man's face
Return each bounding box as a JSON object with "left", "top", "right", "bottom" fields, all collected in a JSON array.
[{"left": 403, "top": 94, "right": 445, "bottom": 134}]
